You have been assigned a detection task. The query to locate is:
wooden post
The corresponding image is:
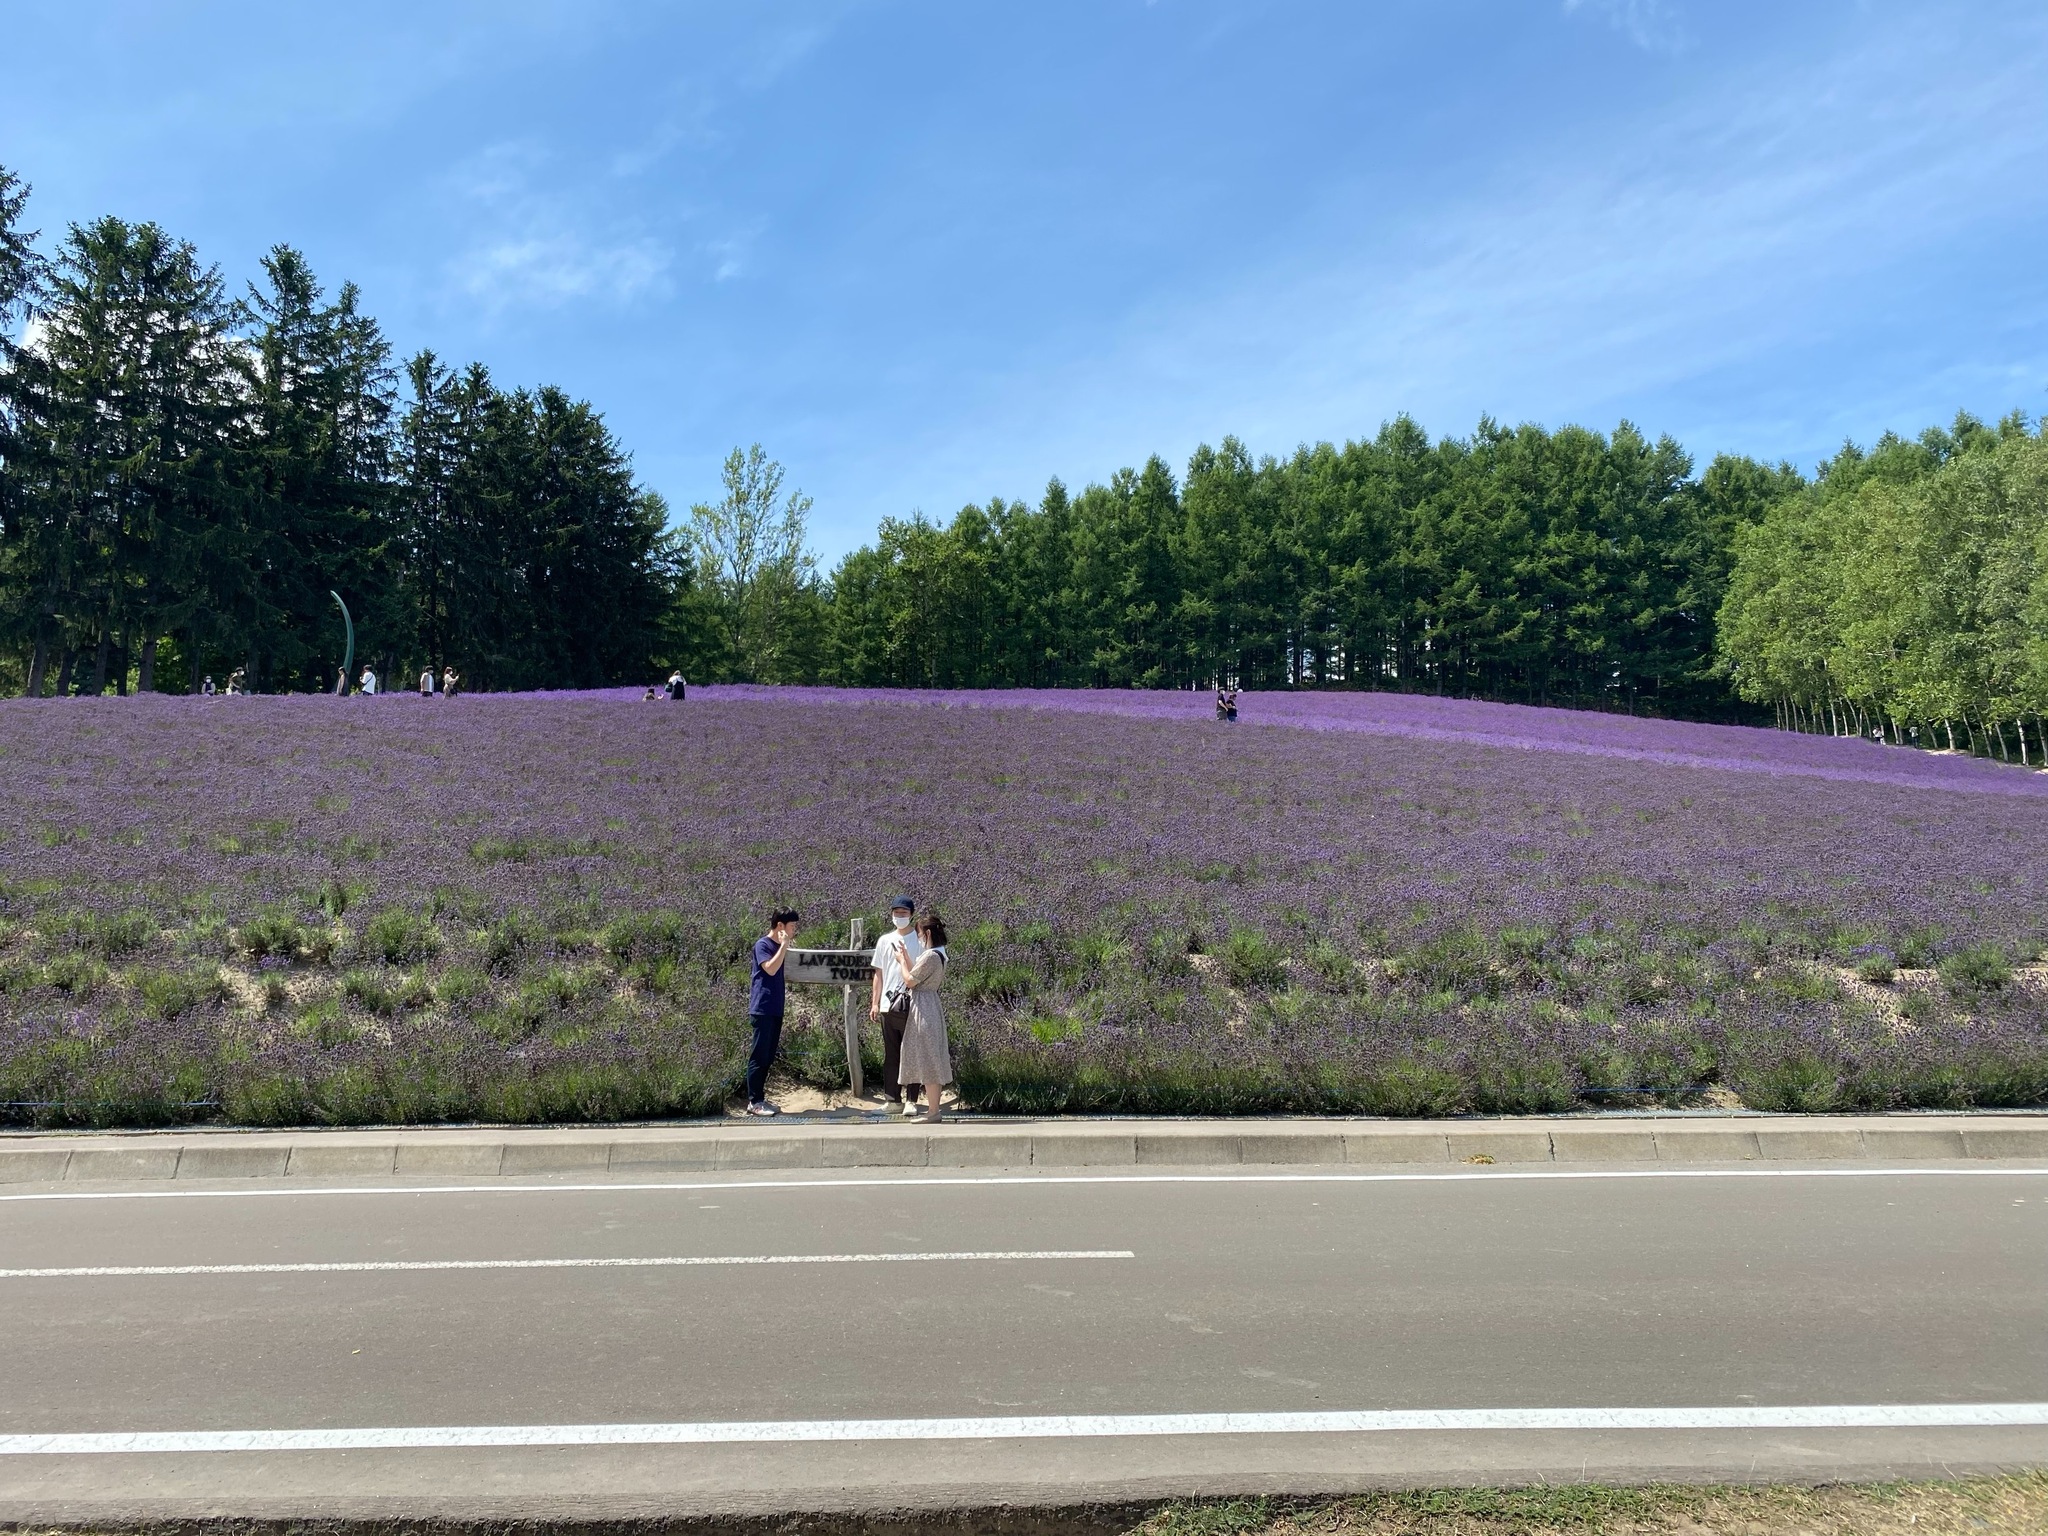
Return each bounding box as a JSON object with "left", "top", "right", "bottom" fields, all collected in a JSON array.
[{"left": 843, "top": 918, "right": 866, "bottom": 1097}]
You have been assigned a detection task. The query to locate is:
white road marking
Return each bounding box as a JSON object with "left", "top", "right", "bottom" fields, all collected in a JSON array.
[
  {"left": 3, "top": 1166, "right": 2048, "bottom": 1203},
  {"left": 5, "top": 1403, "right": 2046, "bottom": 1455},
  {"left": 0, "top": 1249, "right": 1132, "bottom": 1279}
]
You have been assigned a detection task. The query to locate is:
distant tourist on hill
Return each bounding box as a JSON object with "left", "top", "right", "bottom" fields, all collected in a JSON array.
[
  {"left": 870, "top": 895, "right": 923, "bottom": 1114},
  {"left": 225, "top": 667, "right": 247, "bottom": 696},
  {"left": 642, "top": 686, "right": 659, "bottom": 701},
  {"left": 419, "top": 667, "right": 436, "bottom": 698},
  {"left": 667, "top": 670, "right": 686, "bottom": 701},
  {"left": 1226, "top": 689, "right": 1239, "bottom": 723},
  {"left": 442, "top": 667, "right": 460, "bottom": 698},
  {"left": 199, "top": 675, "right": 216, "bottom": 697},
  {"left": 1215, "top": 686, "right": 1228, "bottom": 722},
  {"left": 746, "top": 907, "right": 800, "bottom": 1116},
  {"left": 898, "top": 910, "right": 953, "bottom": 1123},
  {"left": 358, "top": 667, "right": 377, "bottom": 696}
]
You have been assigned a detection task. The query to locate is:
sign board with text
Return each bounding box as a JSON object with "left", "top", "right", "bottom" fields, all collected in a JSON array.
[{"left": 786, "top": 949, "right": 874, "bottom": 987}]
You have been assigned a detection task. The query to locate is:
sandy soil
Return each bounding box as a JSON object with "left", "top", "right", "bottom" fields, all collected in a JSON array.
[{"left": 723, "top": 1071, "right": 964, "bottom": 1120}]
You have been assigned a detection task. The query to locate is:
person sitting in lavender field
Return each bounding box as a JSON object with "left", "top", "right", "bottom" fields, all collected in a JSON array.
[
  {"left": 200, "top": 675, "right": 216, "bottom": 697},
  {"left": 897, "top": 910, "right": 953, "bottom": 1123}
]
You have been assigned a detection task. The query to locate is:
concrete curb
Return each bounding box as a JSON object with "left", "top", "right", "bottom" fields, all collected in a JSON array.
[{"left": 3, "top": 1114, "right": 2046, "bottom": 1182}]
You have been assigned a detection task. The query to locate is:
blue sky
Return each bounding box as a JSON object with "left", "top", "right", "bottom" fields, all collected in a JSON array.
[{"left": 5, "top": 0, "right": 2046, "bottom": 560}]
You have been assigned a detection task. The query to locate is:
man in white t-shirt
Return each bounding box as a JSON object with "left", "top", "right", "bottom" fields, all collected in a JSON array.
[
  {"left": 869, "top": 895, "right": 924, "bottom": 1113},
  {"left": 359, "top": 667, "right": 378, "bottom": 696}
]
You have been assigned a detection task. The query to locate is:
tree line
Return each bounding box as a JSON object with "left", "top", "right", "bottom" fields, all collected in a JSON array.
[
  {"left": 0, "top": 167, "right": 683, "bottom": 696},
  {"left": 6, "top": 163, "right": 2045, "bottom": 742},
  {"left": 1717, "top": 413, "right": 2048, "bottom": 758},
  {"left": 808, "top": 422, "right": 1797, "bottom": 714}
]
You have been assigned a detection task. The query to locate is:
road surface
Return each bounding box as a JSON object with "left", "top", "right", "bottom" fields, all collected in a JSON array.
[{"left": 3, "top": 1160, "right": 2047, "bottom": 1519}]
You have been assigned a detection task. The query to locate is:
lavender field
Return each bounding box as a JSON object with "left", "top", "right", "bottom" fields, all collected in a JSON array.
[{"left": 4, "top": 687, "right": 2048, "bottom": 1127}]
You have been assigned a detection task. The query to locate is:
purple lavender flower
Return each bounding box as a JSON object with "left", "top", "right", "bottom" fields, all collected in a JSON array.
[{"left": 1, "top": 686, "right": 2044, "bottom": 1123}]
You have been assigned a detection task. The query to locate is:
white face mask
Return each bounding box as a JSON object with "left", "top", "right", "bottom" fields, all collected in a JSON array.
[{"left": 891, "top": 912, "right": 912, "bottom": 931}]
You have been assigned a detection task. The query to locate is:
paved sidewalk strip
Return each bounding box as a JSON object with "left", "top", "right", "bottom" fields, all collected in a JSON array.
[{"left": 4, "top": 1114, "right": 2046, "bottom": 1183}]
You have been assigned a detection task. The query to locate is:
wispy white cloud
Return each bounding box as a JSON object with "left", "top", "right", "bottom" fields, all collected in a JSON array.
[
  {"left": 1563, "top": 0, "right": 1690, "bottom": 53},
  {"left": 605, "top": 15, "right": 837, "bottom": 180},
  {"left": 441, "top": 140, "right": 674, "bottom": 314},
  {"left": 463, "top": 233, "right": 670, "bottom": 307},
  {"left": 699, "top": 221, "right": 766, "bottom": 284}
]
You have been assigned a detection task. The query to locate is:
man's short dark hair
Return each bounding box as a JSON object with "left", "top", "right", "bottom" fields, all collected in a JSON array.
[{"left": 771, "top": 907, "right": 801, "bottom": 926}]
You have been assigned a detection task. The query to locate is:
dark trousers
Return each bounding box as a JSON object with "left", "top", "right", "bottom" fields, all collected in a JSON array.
[
  {"left": 879, "top": 1011, "right": 921, "bottom": 1103},
  {"left": 746, "top": 1013, "right": 783, "bottom": 1104}
]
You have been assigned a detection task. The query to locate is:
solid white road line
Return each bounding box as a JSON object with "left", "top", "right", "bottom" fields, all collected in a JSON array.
[
  {"left": 0, "top": 1249, "right": 1132, "bottom": 1279},
  {"left": 3, "top": 1166, "right": 2048, "bottom": 1203},
  {"left": 6, "top": 1404, "right": 2048, "bottom": 1455}
]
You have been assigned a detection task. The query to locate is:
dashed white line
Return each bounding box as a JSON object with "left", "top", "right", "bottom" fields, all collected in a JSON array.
[{"left": 0, "top": 1249, "right": 1132, "bottom": 1279}]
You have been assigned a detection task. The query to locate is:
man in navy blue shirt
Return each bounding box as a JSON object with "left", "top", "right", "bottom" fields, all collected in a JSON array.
[{"left": 745, "top": 908, "right": 800, "bottom": 1116}]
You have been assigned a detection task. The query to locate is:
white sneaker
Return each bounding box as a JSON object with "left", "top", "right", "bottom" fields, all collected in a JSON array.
[{"left": 900, "top": 1099, "right": 920, "bottom": 1117}]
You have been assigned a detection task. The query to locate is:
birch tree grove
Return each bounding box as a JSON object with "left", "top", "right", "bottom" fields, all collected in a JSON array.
[{"left": 1716, "top": 415, "right": 2048, "bottom": 760}]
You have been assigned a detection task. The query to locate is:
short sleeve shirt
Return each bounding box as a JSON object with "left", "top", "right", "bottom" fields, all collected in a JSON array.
[
  {"left": 750, "top": 935, "right": 786, "bottom": 1018},
  {"left": 871, "top": 929, "right": 923, "bottom": 998}
]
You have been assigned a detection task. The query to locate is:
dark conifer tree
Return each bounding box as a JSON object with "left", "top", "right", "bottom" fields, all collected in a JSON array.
[
  {"left": 229, "top": 247, "right": 396, "bottom": 692},
  {"left": 10, "top": 217, "right": 241, "bottom": 695}
]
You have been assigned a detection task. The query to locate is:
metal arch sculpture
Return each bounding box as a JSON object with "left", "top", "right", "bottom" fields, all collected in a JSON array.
[{"left": 331, "top": 591, "right": 354, "bottom": 695}]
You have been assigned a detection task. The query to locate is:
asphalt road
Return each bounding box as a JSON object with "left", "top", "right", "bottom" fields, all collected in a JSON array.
[{"left": 3, "top": 1161, "right": 2047, "bottom": 1519}]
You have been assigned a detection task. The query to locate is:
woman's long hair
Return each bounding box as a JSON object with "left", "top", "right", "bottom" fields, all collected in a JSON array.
[{"left": 916, "top": 911, "right": 949, "bottom": 949}]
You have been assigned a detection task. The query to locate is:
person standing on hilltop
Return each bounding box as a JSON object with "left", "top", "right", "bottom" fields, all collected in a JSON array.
[
  {"left": 668, "top": 670, "right": 686, "bottom": 701},
  {"left": 442, "top": 667, "right": 460, "bottom": 698},
  {"left": 358, "top": 666, "right": 378, "bottom": 696},
  {"left": 419, "top": 667, "right": 436, "bottom": 698}
]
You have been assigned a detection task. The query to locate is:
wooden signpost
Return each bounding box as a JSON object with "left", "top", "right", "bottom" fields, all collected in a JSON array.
[{"left": 784, "top": 918, "right": 869, "bottom": 1094}]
